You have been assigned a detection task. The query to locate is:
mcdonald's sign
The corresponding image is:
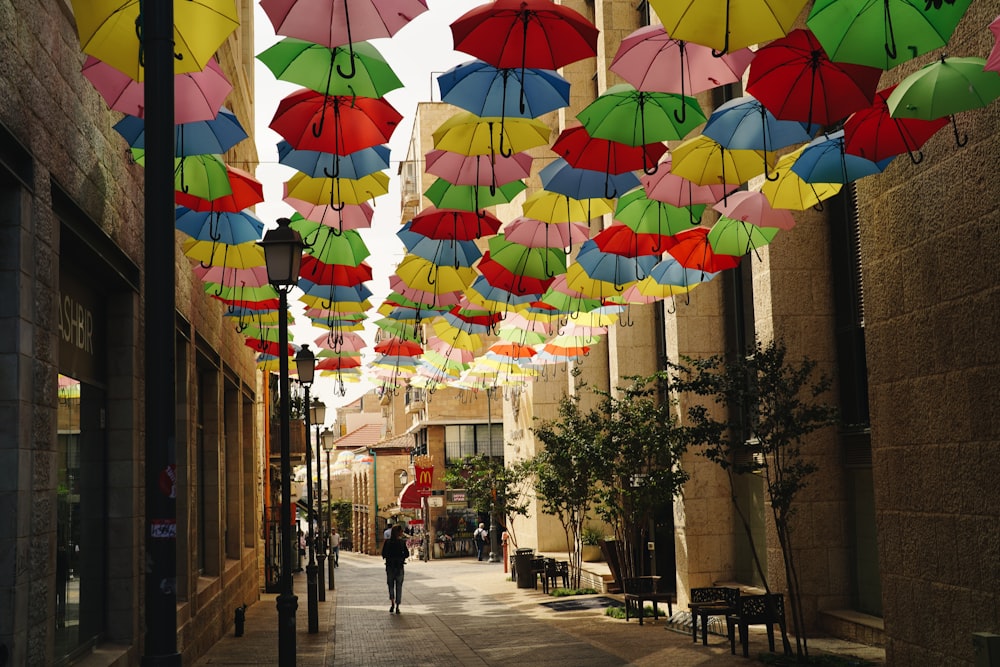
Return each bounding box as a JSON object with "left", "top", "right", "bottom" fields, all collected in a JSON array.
[{"left": 414, "top": 464, "right": 433, "bottom": 497}]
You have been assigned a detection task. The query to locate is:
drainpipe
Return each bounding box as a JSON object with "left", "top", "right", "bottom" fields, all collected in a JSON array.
[{"left": 369, "top": 448, "right": 377, "bottom": 554}]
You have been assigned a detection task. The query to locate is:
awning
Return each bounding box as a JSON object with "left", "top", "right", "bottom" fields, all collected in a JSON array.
[{"left": 398, "top": 481, "right": 422, "bottom": 510}]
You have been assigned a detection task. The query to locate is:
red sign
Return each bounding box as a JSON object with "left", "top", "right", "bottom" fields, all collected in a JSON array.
[{"left": 414, "top": 464, "right": 433, "bottom": 497}]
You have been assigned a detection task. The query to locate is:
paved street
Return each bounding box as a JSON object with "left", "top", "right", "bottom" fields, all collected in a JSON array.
[{"left": 196, "top": 550, "right": 884, "bottom": 666}]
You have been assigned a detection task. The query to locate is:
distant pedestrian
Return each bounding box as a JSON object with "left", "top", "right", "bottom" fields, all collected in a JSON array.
[
  {"left": 383, "top": 522, "right": 393, "bottom": 540},
  {"left": 382, "top": 524, "right": 410, "bottom": 614},
  {"left": 473, "top": 523, "right": 488, "bottom": 561},
  {"left": 330, "top": 528, "right": 341, "bottom": 567}
]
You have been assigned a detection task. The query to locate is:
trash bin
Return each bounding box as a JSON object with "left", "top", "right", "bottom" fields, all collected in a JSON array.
[{"left": 514, "top": 549, "right": 536, "bottom": 589}]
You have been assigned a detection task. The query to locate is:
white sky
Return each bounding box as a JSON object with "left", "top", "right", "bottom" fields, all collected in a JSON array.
[{"left": 252, "top": 0, "right": 484, "bottom": 415}]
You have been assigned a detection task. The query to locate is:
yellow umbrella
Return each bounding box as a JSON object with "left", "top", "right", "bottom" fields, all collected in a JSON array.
[
  {"left": 565, "top": 262, "right": 637, "bottom": 299},
  {"left": 182, "top": 238, "right": 265, "bottom": 269},
  {"left": 285, "top": 171, "right": 390, "bottom": 206},
  {"left": 431, "top": 320, "right": 483, "bottom": 351},
  {"left": 635, "top": 276, "right": 700, "bottom": 299},
  {"left": 522, "top": 191, "right": 613, "bottom": 224},
  {"left": 670, "top": 135, "right": 775, "bottom": 187},
  {"left": 394, "top": 255, "right": 477, "bottom": 294},
  {"left": 432, "top": 112, "right": 551, "bottom": 157},
  {"left": 650, "top": 0, "right": 806, "bottom": 55},
  {"left": 758, "top": 145, "right": 843, "bottom": 211},
  {"left": 71, "top": 0, "right": 240, "bottom": 81},
  {"left": 298, "top": 294, "right": 373, "bottom": 312}
]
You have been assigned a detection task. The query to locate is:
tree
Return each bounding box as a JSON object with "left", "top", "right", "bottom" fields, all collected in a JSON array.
[
  {"left": 668, "top": 339, "right": 839, "bottom": 662},
  {"left": 444, "top": 455, "right": 532, "bottom": 547},
  {"left": 530, "top": 387, "right": 605, "bottom": 588}
]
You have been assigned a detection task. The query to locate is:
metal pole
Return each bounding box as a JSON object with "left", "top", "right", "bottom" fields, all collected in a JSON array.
[
  {"left": 143, "top": 0, "right": 180, "bottom": 663},
  {"left": 276, "top": 288, "right": 298, "bottom": 666},
  {"left": 326, "top": 447, "right": 335, "bottom": 589},
  {"left": 303, "top": 387, "right": 318, "bottom": 633},
  {"left": 486, "top": 389, "right": 499, "bottom": 563},
  {"left": 315, "top": 423, "right": 326, "bottom": 601}
]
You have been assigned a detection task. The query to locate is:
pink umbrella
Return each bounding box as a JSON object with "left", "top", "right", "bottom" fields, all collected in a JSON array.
[
  {"left": 712, "top": 190, "right": 796, "bottom": 231},
  {"left": 81, "top": 56, "right": 232, "bottom": 124},
  {"left": 313, "top": 330, "right": 366, "bottom": 353},
  {"left": 283, "top": 196, "right": 374, "bottom": 230},
  {"left": 191, "top": 263, "right": 271, "bottom": 287},
  {"left": 641, "top": 158, "right": 731, "bottom": 208},
  {"left": 985, "top": 16, "right": 1000, "bottom": 72},
  {"left": 425, "top": 149, "right": 532, "bottom": 189},
  {"left": 610, "top": 25, "right": 754, "bottom": 97},
  {"left": 388, "top": 276, "right": 465, "bottom": 308},
  {"left": 503, "top": 216, "right": 591, "bottom": 249}
]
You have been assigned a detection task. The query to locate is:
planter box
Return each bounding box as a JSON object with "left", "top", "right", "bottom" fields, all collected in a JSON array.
[{"left": 582, "top": 545, "right": 603, "bottom": 562}]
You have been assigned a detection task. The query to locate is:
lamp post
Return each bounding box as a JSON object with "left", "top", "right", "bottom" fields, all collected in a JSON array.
[
  {"left": 310, "top": 398, "right": 327, "bottom": 601},
  {"left": 322, "top": 429, "right": 335, "bottom": 589},
  {"left": 294, "top": 345, "right": 319, "bottom": 634},
  {"left": 259, "top": 218, "right": 304, "bottom": 667}
]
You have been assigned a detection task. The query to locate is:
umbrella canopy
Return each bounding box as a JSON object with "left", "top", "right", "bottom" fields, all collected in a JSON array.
[
  {"left": 844, "top": 84, "right": 948, "bottom": 164},
  {"left": 713, "top": 190, "right": 796, "bottom": 231},
  {"left": 592, "top": 223, "right": 667, "bottom": 258},
  {"left": 169, "top": 154, "right": 231, "bottom": 200},
  {"left": 886, "top": 56, "right": 1000, "bottom": 129},
  {"left": 702, "top": 94, "right": 816, "bottom": 155},
  {"left": 646, "top": 256, "right": 717, "bottom": 290},
  {"left": 260, "top": 0, "right": 429, "bottom": 49},
  {"left": 758, "top": 145, "right": 843, "bottom": 210},
  {"left": 432, "top": 112, "right": 550, "bottom": 159},
  {"left": 269, "top": 88, "right": 402, "bottom": 153},
  {"left": 289, "top": 220, "right": 370, "bottom": 266},
  {"left": 670, "top": 135, "right": 774, "bottom": 187},
  {"left": 575, "top": 242, "right": 658, "bottom": 285},
  {"left": 182, "top": 238, "right": 267, "bottom": 269},
  {"left": 478, "top": 254, "right": 555, "bottom": 296},
  {"left": 284, "top": 171, "right": 390, "bottom": 207},
  {"left": 425, "top": 149, "right": 532, "bottom": 189},
  {"left": 503, "top": 216, "right": 591, "bottom": 249},
  {"left": 640, "top": 158, "right": 731, "bottom": 209},
  {"left": 398, "top": 222, "right": 482, "bottom": 268},
  {"left": 81, "top": 56, "right": 232, "bottom": 123},
  {"left": 409, "top": 207, "right": 503, "bottom": 241},
  {"left": 539, "top": 158, "right": 640, "bottom": 200},
  {"left": 278, "top": 141, "right": 390, "bottom": 180},
  {"left": 284, "top": 198, "right": 374, "bottom": 231},
  {"left": 114, "top": 107, "right": 248, "bottom": 156},
  {"left": 488, "top": 235, "right": 567, "bottom": 279},
  {"left": 522, "top": 190, "right": 614, "bottom": 223},
  {"left": 395, "top": 255, "right": 477, "bottom": 294},
  {"left": 552, "top": 125, "right": 668, "bottom": 175},
  {"left": 610, "top": 24, "right": 755, "bottom": 97},
  {"left": 746, "top": 29, "right": 883, "bottom": 129},
  {"left": 707, "top": 217, "right": 781, "bottom": 256},
  {"left": 564, "top": 262, "right": 636, "bottom": 299},
  {"left": 614, "top": 188, "right": 702, "bottom": 238},
  {"left": 667, "top": 227, "right": 742, "bottom": 275},
  {"left": 71, "top": 0, "right": 239, "bottom": 81},
  {"left": 438, "top": 60, "right": 570, "bottom": 118},
  {"left": 791, "top": 130, "right": 894, "bottom": 184},
  {"left": 299, "top": 254, "right": 373, "bottom": 286},
  {"left": 650, "top": 0, "right": 808, "bottom": 55},
  {"left": 192, "top": 263, "right": 271, "bottom": 289},
  {"left": 807, "top": 0, "right": 973, "bottom": 70},
  {"left": 176, "top": 165, "right": 264, "bottom": 213},
  {"left": 176, "top": 207, "right": 264, "bottom": 245},
  {"left": 424, "top": 178, "right": 526, "bottom": 212},
  {"left": 257, "top": 38, "right": 403, "bottom": 98}
]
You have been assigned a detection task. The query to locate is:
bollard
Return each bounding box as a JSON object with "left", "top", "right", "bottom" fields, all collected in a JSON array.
[{"left": 234, "top": 604, "right": 247, "bottom": 637}]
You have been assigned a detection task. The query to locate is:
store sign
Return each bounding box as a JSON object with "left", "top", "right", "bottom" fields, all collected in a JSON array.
[
  {"left": 414, "top": 464, "right": 433, "bottom": 496},
  {"left": 450, "top": 491, "right": 466, "bottom": 503},
  {"left": 428, "top": 496, "right": 443, "bottom": 508},
  {"left": 57, "top": 273, "right": 105, "bottom": 385}
]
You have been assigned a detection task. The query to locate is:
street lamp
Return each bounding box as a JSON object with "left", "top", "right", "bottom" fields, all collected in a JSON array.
[
  {"left": 322, "top": 429, "right": 336, "bottom": 589},
  {"left": 259, "top": 218, "right": 303, "bottom": 667},
  {"left": 294, "top": 344, "right": 319, "bottom": 634},
  {"left": 309, "top": 398, "right": 327, "bottom": 601}
]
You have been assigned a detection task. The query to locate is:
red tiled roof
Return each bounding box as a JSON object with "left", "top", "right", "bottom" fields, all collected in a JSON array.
[
  {"left": 332, "top": 423, "right": 382, "bottom": 449},
  {"left": 371, "top": 432, "right": 413, "bottom": 451}
]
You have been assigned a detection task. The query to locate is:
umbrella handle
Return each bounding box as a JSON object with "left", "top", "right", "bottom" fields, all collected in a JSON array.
[
  {"left": 323, "top": 154, "right": 341, "bottom": 179},
  {"left": 711, "top": 2, "right": 731, "bottom": 57},
  {"left": 498, "top": 130, "right": 513, "bottom": 158},
  {"left": 950, "top": 115, "right": 968, "bottom": 147},
  {"left": 337, "top": 44, "right": 357, "bottom": 79},
  {"left": 311, "top": 95, "right": 331, "bottom": 137},
  {"left": 883, "top": 1, "right": 898, "bottom": 60}
]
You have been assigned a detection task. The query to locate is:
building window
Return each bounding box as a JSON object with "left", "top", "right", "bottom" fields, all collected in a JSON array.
[
  {"left": 444, "top": 424, "right": 504, "bottom": 462},
  {"left": 636, "top": 0, "right": 652, "bottom": 26}
]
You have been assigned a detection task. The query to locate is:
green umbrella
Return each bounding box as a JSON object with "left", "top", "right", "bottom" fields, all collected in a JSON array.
[
  {"left": 133, "top": 152, "right": 233, "bottom": 200},
  {"left": 887, "top": 56, "right": 1000, "bottom": 146},
  {"left": 374, "top": 317, "right": 422, "bottom": 342},
  {"left": 288, "top": 218, "right": 370, "bottom": 266},
  {"left": 614, "top": 189, "right": 703, "bottom": 237},
  {"left": 706, "top": 216, "right": 780, "bottom": 257},
  {"left": 205, "top": 282, "right": 281, "bottom": 303},
  {"left": 424, "top": 178, "right": 525, "bottom": 212},
  {"left": 257, "top": 38, "right": 403, "bottom": 98},
  {"left": 807, "top": 0, "right": 973, "bottom": 70},
  {"left": 577, "top": 84, "right": 705, "bottom": 172},
  {"left": 488, "top": 234, "right": 567, "bottom": 280},
  {"left": 538, "top": 290, "right": 601, "bottom": 314},
  {"left": 496, "top": 326, "right": 548, "bottom": 345}
]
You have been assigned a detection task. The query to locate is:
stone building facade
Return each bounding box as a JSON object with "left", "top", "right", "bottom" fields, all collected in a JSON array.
[{"left": 0, "top": 1, "right": 265, "bottom": 664}]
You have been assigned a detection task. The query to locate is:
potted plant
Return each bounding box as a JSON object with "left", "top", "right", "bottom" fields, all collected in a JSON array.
[{"left": 581, "top": 526, "right": 604, "bottom": 562}]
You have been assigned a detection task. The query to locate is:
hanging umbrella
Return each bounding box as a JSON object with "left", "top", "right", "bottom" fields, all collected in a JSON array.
[
  {"left": 592, "top": 223, "right": 667, "bottom": 258},
  {"left": 641, "top": 158, "right": 731, "bottom": 210},
  {"left": 758, "top": 145, "right": 843, "bottom": 211},
  {"left": 288, "top": 220, "right": 370, "bottom": 266},
  {"left": 503, "top": 216, "right": 590, "bottom": 249},
  {"left": 575, "top": 242, "right": 657, "bottom": 286},
  {"left": 284, "top": 198, "right": 374, "bottom": 231},
  {"left": 81, "top": 56, "right": 232, "bottom": 123},
  {"left": 114, "top": 107, "right": 248, "bottom": 156},
  {"left": 284, "top": 171, "right": 390, "bottom": 208},
  {"left": 438, "top": 60, "right": 570, "bottom": 118},
  {"left": 257, "top": 38, "right": 403, "bottom": 98},
  {"left": 713, "top": 190, "right": 796, "bottom": 231},
  {"left": 192, "top": 264, "right": 270, "bottom": 289},
  {"left": 539, "top": 158, "right": 641, "bottom": 200},
  {"left": 552, "top": 125, "right": 668, "bottom": 175},
  {"left": 614, "top": 188, "right": 702, "bottom": 240},
  {"left": 746, "top": 29, "right": 884, "bottom": 129},
  {"left": 807, "top": 0, "right": 973, "bottom": 70},
  {"left": 278, "top": 141, "right": 390, "bottom": 180},
  {"left": 791, "top": 130, "right": 894, "bottom": 184},
  {"left": 314, "top": 330, "right": 367, "bottom": 353},
  {"left": 167, "top": 154, "right": 231, "bottom": 199},
  {"left": 577, "top": 84, "right": 706, "bottom": 166},
  {"left": 843, "top": 84, "right": 948, "bottom": 164},
  {"left": 522, "top": 190, "right": 614, "bottom": 224},
  {"left": 299, "top": 255, "right": 373, "bottom": 286},
  {"left": 210, "top": 282, "right": 281, "bottom": 305},
  {"left": 176, "top": 206, "right": 264, "bottom": 245},
  {"left": 650, "top": 0, "right": 808, "bottom": 55},
  {"left": 432, "top": 112, "right": 551, "bottom": 159},
  {"left": 398, "top": 222, "right": 482, "bottom": 269},
  {"left": 269, "top": 88, "right": 402, "bottom": 153},
  {"left": 488, "top": 235, "right": 567, "bottom": 280},
  {"left": 886, "top": 56, "right": 1000, "bottom": 147},
  {"left": 430, "top": 320, "right": 484, "bottom": 352},
  {"left": 465, "top": 275, "right": 538, "bottom": 311},
  {"left": 424, "top": 178, "right": 526, "bottom": 212},
  {"left": 395, "top": 255, "right": 477, "bottom": 294},
  {"left": 182, "top": 238, "right": 267, "bottom": 269},
  {"left": 478, "top": 253, "right": 555, "bottom": 296},
  {"left": 670, "top": 135, "right": 774, "bottom": 188},
  {"left": 667, "top": 227, "right": 742, "bottom": 275},
  {"left": 707, "top": 217, "right": 781, "bottom": 257},
  {"left": 409, "top": 207, "right": 502, "bottom": 241},
  {"left": 373, "top": 337, "right": 423, "bottom": 358},
  {"left": 425, "top": 149, "right": 532, "bottom": 191},
  {"left": 176, "top": 165, "right": 264, "bottom": 213},
  {"left": 71, "top": 0, "right": 239, "bottom": 81},
  {"left": 564, "top": 262, "right": 636, "bottom": 299},
  {"left": 988, "top": 16, "right": 1000, "bottom": 73},
  {"left": 646, "top": 256, "right": 718, "bottom": 291},
  {"left": 610, "top": 24, "right": 755, "bottom": 98}
]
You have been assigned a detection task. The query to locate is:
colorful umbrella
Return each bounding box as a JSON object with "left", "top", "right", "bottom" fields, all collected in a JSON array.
[
  {"left": 395, "top": 255, "right": 477, "bottom": 294},
  {"left": 465, "top": 275, "right": 538, "bottom": 311},
  {"left": 114, "top": 107, "right": 248, "bottom": 156},
  {"left": 432, "top": 112, "right": 550, "bottom": 159},
  {"left": 438, "top": 60, "right": 570, "bottom": 118},
  {"left": 807, "top": 0, "right": 973, "bottom": 70},
  {"left": 284, "top": 171, "right": 390, "bottom": 207},
  {"left": 81, "top": 56, "right": 232, "bottom": 123},
  {"left": 409, "top": 207, "right": 502, "bottom": 241},
  {"left": 707, "top": 217, "right": 781, "bottom": 257},
  {"left": 522, "top": 190, "right": 614, "bottom": 224},
  {"left": 284, "top": 199, "right": 374, "bottom": 232},
  {"left": 289, "top": 221, "right": 370, "bottom": 266},
  {"left": 424, "top": 178, "right": 526, "bottom": 212},
  {"left": 314, "top": 330, "right": 367, "bottom": 353},
  {"left": 844, "top": 84, "right": 948, "bottom": 164},
  {"left": 278, "top": 141, "right": 390, "bottom": 180},
  {"left": 667, "top": 227, "right": 742, "bottom": 275},
  {"left": 614, "top": 188, "right": 702, "bottom": 239},
  {"left": 175, "top": 165, "right": 264, "bottom": 213},
  {"left": 575, "top": 242, "right": 657, "bottom": 286},
  {"left": 650, "top": 0, "right": 808, "bottom": 55},
  {"left": 168, "top": 154, "right": 231, "bottom": 200},
  {"left": 713, "top": 190, "right": 796, "bottom": 231},
  {"left": 176, "top": 206, "right": 264, "bottom": 245},
  {"left": 552, "top": 125, "right": 668, "bottom": 175},
  {"left": 257, "top": 38, "right": 403, "bottom": 98},
  {"left": 758, "top": 146, "right": 843, "bottom": 211},
  {"left": 192, "top": 264, "right": 270, "bottom": 289},
  {"left": 670, "top": 135, "right": 774, "bottom": 188},
  {"left": 503, "top": 216, "right": 590, "bottom": 249},
  {"left": 269, "top": 88, "right": 402, "bottom": 153},
  {"left": 71, "top": 0, "right": 239, "bottom": 81},
  {"left": 646, "top": 256, "right": 718, "bottom": 290},
  {"left": 182, "top": 238, "right": 267, "bottom": 269},
  {"left": 609, "top": 24, "right": 755, "bottom": 98},
  {"left": 988, "top": 16, "right": 1000, "bottom": 73},
  {"left": 398, "top": 222, "right": 482, "bottom": 268},
  {"left": 746, "top": 29, "right": 883, "bottom": 129},
  {"left": 478, "top": 253, "right": 555, "bottom": 296},
  {"left": 564, "top": 262, "right": 635, "bottom": 299},
  {"left": 299, "top": 255, "right": 373, "bottom": 285},
  {"left": 539, "top": 158, "right": 641, "bottom": 200},
  {"left": 488, "top": 235, "right": 567, "bottom": 280},
  {"left": 791, "top": 130, "right": 894, "bottom": 184},
  {"left": 425, "top": 149, "right": 532, "bottom": 190},
  {"left": 640, "top": 158, "right": 731, "bottom": 210},
  {"left": 592, "top": 223, "right": 669, "bottom": 257}
]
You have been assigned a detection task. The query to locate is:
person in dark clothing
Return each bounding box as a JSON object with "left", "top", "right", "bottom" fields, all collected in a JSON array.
[{"left": 381, "top": 524, "right": 410, "bottom": 614}]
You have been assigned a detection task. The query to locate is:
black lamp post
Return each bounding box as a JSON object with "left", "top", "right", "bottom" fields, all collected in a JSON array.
[
  {"left": 310, "top": 398, "right": 327, "bottom": 602},
  {"left": 294, "top": 345, "right": 319, "bottom": 634},
  {"left": 322, "top": 429, "right": 335, "bottom": 589},
  {"left": 259, "top": 218, "right": 303, "bottom": 667}
]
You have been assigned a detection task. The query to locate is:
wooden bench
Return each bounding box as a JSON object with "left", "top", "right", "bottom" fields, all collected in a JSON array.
[
  {"left": 726, "top": 593, "right": 792, "bottom": 657},
  {"left": 688, "top": 586, "right": 740, "bottom": 645},
  {"left": 623, "top": 576, "right": 674, "bottom": 625}
]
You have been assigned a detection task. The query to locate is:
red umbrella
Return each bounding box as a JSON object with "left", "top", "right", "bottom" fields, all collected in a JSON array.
[
  {"left": 244, "top": 338, "right": 295, "bottom": 357},
  {"left": 175, "top": 165, "right": 264, "bottom": 213},
  {"left": 844, "top": 84, "right": 948, "bottom": 165},
  {"left": 269, "top": 88, "right": 402, "bottom": 153},
  {"left": 299, "top": 256, "right": 373, "bottom": 285},
  {"left": 408, "top": 207, "right": 502, "bottom": 241},
  {"left": 477, "top": 253, "right": 554, "bottom": 296},
  {"left": 592, "top": 223, "right": 669, "bottom": 258},
  {"left": 373, "top": 337, "right": 424, "bottom": 357},
  {"left": 746, "top": 29, "right": 883, "bottom": 129},
  {"left": 451, "top": 0, "right": 599, "bottom": 72},
  {"left": 552, "top": 125, "right": 667, "bottom": 175},
  {"left": 667, "top": 227, "right": 742, "bottom": 275},
  {"left": 316, "top": 356, "right": 362, "bottom": 371}
]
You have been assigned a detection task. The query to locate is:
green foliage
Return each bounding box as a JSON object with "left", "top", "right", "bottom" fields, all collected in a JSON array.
[
  {"left": 604, "top": 604, "right": 654, "bottom": 619},
  {"left": 580, "top": 526, "right": 604, "bottom": 546},
  {"left": 443, "top": 455, "right": 531, "bottom": 544},
  {"left": 330, "top": 500, "right": 352, "bottom": 534},
  {"left": 549, "top": 587, "right": 598, "bottom": 597}
]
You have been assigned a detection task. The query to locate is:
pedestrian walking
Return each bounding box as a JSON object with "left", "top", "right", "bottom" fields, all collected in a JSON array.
[
  {"left": 330, "top": 528, "right": 341, "bottom": 567},
  {"left": 473, "top": 522, "right": 488, "bottom": 561},
  {"left": 381, "top": 524, "right": 409, "bottom": 614}
]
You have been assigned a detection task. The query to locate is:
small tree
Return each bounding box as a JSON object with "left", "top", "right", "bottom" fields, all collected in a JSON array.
[
  {"left": 530, "top": 388, "right": 605, "bottom": 588},
  {"left": 444, "top": 455, "right": 532, "bottom": 547},
  {"left": 668, "top": 339, "right": 838, "bottom": 662}
]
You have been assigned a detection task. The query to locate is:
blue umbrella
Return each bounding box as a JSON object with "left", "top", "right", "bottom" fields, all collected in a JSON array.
[
  {"left": 397, "top": 221, "right": 482, "bottom": 269},
  {"left": 702, "top": 95, "right": 817, "bottom": 180},
  {"left": 791, "top": 130, "right": 894, "bottom": 184},
  {"left": 114, "top": 107, "right": 248, "bottom": 156},
  {"left": 298, "top": 281, "right": 373, "bottom": 304},
  {"left": 646, "top": 256, "right": 717, "bottom": 290},
  {"left": 175, "top": 206, "right": 264, "bottom": 245},
  {"left": 277, "top": 140, "right": 390, "bottom": 179},
  {"left": 575, "top": 241, "right": 658, "bottom": 286},
  {"left": 438, "top": 59, "right": 570, "bottom": 119},
  {"left": 467, "top": 275, "right": 538, "bottom": 310},
  {"left": 539, "top": 157, "right": 641, "bottom": 200}
]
